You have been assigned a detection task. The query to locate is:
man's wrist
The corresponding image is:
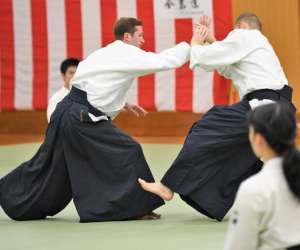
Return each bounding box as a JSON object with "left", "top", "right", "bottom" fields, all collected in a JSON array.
[{"left": 207, "top": 36, "right": 216, "bottom": 44}]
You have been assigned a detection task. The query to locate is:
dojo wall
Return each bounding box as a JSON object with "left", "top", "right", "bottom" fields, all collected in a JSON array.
[
  {"left": 0, "top": 0, "right": 300, "bottom": 145},
  {"left": 109, "top": 0, "right": 300, "bottom": 141}
]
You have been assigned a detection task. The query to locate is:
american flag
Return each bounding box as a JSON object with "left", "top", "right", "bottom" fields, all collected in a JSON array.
[{"left": 0, "top": 0, "right": 232, "bottom": 112}]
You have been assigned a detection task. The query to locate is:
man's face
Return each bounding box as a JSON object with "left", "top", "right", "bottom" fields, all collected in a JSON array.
[
  {"left": 124, "top": 25, "right": 145, "bottom": 48},
  {"left": 62, "top": 65, "right": 77, "bottom": 89}
]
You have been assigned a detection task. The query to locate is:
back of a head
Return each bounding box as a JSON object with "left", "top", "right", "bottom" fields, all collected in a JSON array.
[
  {"left": 60, "top": 58, "right": 80, "bottom": 75},
  {"left": 113, "top": 17, "right": 143, "bottom": 40},
  {"left": 248, "top": 102, "right": 300, "bottom": 200},
  {"left": 235, "top": 12, "right": 262, "bottom": 31}
]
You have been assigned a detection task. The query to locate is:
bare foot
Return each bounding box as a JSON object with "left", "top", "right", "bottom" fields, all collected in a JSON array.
[
  {"left": 129, "top": 211, "right": 161, "bottom": 220},
  {"left": 148, "top": 212, "right": 161, "bottom": 219},
  {"left": 137, "top": 212, "right": 161, "bottom": 220},
  {"left": 138, "top": 178, "right": 174, "bottom": 201}
]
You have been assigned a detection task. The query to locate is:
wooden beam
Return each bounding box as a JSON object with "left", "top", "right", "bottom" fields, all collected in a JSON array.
[{"left": 0, "top": 111, "right": 299, "bottom": 146}]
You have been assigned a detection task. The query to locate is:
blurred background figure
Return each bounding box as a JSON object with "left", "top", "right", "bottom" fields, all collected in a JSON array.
[{"left": 47, "top": 58, "right": 80, "bottom": 122}]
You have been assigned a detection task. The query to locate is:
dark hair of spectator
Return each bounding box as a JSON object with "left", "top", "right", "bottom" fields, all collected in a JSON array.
[{"left": 60, "top": 58, "right": 80, "bottom": 75}]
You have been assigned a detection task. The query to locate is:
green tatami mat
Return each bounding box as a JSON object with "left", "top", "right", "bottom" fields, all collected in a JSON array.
[{"left": 0, "top": 143, "right": 228, "bottom": 250}]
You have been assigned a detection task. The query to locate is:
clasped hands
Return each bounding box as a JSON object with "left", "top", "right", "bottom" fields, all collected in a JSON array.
[{"left": 191, "top": 15, "right": 216, "bottom": 46}]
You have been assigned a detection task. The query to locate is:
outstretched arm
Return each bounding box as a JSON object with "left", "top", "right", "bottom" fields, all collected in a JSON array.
[
  {"left": 190, "top": 29, "right": 253, "bottom": 70},
  {"left": 193, "top": 16, "right": 232, "bottom": 78},
  {"left": 130, "top": 42, "right": 191, "bottom": 77}
]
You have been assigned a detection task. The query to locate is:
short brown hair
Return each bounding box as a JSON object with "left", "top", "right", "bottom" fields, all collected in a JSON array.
[
  {"left": 113, "top": 17, "right": 143, "bottom": 40},
  {"left": 235, "top": 12, "right": 262, "bottom": 31}
]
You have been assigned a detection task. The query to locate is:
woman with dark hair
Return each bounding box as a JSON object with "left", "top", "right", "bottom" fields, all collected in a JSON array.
[{"left": 224, "top": 102, "right": 300, "bottom": 250}]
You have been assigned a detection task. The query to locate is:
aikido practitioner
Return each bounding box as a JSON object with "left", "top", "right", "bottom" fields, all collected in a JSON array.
[
  {"left": 139, "top": 13, "right": 296, "bottom": 221},
  {"left": 0, "top": 17, "right": 191, "bottom": 222}
]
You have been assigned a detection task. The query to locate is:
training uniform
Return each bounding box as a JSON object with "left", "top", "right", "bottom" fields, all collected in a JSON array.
[
  {"left": 161, "top": 29, "right": 296, "bottom": 221},
  {"left": 0, "top": 40, "right": 190, "bottom": 222},
  {"left": 224, "top": 158, "right": 300, "bottom": 250}
]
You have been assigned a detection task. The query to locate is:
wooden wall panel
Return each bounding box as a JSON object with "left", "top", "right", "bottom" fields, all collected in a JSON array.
[
  {"left": 0, "top": 111, "right": 200, "bottom": 136},
  {"left": 0, "top": 112, "right": 299, "bottom": 147}
]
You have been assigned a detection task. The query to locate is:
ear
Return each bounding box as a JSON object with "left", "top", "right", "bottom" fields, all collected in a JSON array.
[
  {"left": 255, "top": 133, "right": 267, "bottom": 149},
  {"left": 239, "top": 21, "right": 250, "bottom": 29},
  {"left": 123, "top": 32, "right": 131, "bottom": 42}
]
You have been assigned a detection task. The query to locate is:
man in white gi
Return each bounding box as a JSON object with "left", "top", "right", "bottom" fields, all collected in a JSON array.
[
  {"left": 0, "top": 17, "right": 190, "bottom": 222},
  {"left": 139, "top": 12, "right": 296, "bottom": 221},
  {"left": 47, "top": 58, "right": 79, "bottom": 122}
]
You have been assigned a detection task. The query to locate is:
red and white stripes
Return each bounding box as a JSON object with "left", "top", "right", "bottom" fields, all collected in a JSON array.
[
  {"left": 0, "top": 0, "right": 15, "bottom": 110},
  {"left": 0, "top": 0, "right": 232, "bottom": 112},
  {"left": 47, "top": 0, "right": 67, "bottom": 100},
  {"left": 212, "top": 0, "right": 233, "bottom": 105},
  {"left": 14, "top": 0, "right": 33, "bottom": 109}
]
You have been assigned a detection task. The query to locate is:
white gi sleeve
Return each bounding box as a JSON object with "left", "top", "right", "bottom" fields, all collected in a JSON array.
[
  {"left": 217, "top": 66, "right": 233, "bottom": 79},
  {"left": 223, "top": 183, "right": 264, "bottom": 250},
  {"left": 130, "top": 42, "right": 190, "bottom": 77},
  {"left": 190, "top": 29, "right": 255, "bottom": 71},
  {"left": 47, "top": 96, "right": 56, "bottom": 122}
]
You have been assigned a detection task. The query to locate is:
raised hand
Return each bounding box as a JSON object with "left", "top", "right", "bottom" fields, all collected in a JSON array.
[
  {"left": 191, "top": 24, "right": 209, "bottom": 46},
  {"left": 198, "top": 15, "right": 216, "bottom": 44},
  {"left": 199, "top": 15, "right": 211, "bottom": 28},
  {"left": 124, "top": 103, "right": 148, "bottom": 117}
]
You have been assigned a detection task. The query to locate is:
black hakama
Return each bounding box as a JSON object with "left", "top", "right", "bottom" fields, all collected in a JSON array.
[
  {"left": 0, "top": 87, "right": 164, "bottom": 222},
  {"left": 288, "top": 245, "right": 300, "bottom": 250},
  {"left": 161, "top": 85, "right": 295, "bottom": 221}
]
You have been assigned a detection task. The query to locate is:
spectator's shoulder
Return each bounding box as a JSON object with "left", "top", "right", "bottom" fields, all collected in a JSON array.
[
  {"left": 238, "top": 171, "right": 266, "bottom": 197},
  {"left": 49, "top": 87, "right": 69, "bottom": 103}
]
